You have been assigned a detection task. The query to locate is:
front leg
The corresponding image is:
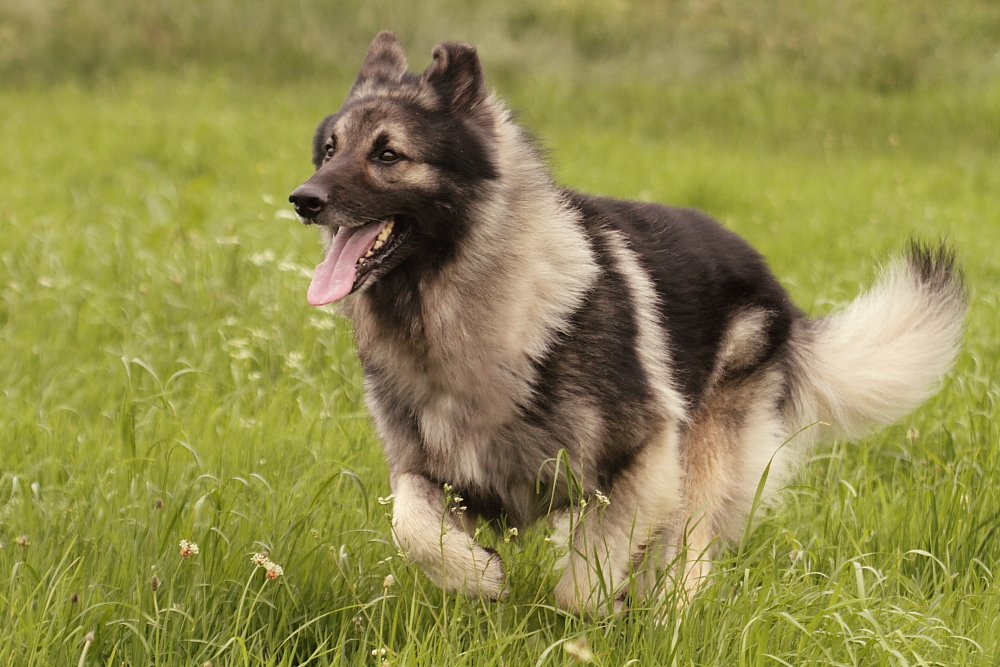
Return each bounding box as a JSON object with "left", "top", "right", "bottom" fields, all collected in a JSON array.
[{"left": 390, "top": 471, "right": 506, "bottom": 599}]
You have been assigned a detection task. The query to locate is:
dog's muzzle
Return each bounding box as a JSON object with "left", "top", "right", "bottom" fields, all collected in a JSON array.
[{"left": 289, "top": 184, "right": 328, "bottom": 221}]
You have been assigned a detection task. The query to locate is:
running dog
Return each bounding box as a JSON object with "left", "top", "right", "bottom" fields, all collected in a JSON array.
[{"left": 288, "top": 31, "right": 966, "bottom": 614}]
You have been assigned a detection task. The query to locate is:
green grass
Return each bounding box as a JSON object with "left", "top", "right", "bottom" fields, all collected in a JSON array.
[{"left": 2, "top": 67, "right": 999, "bottom": 665}]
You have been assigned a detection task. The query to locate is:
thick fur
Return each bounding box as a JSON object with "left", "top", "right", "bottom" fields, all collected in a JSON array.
[{"left": 289, "top": 32, "right": 967, "bottom": 614}]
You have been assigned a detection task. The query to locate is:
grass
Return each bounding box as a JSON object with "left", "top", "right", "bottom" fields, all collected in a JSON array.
[{"left": 2, "top": 63, "right": 1000, "bottom": 665}]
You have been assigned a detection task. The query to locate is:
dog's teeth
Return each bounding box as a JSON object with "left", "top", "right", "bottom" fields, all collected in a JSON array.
[
  {"left": 373, "top": 240, "right": 384, "bottom": 250},
  {"left": 365, "top": 250, "right": 374, "bottom": 258}
]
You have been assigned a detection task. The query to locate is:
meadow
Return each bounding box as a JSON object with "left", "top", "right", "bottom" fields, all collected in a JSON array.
[{"left": 3, "top": 3, "right": 1000, "bottom": 665}]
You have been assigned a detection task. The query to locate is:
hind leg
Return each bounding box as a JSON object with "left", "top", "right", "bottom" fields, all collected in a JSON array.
[
  {"left": 666, "top": 369, "right": 793, "bottom": 603},
  {"left": 657, "top": 458, "right": 727, "bottom": 607}
]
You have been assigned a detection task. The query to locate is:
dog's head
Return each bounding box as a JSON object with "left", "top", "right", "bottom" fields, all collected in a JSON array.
[{"left": 290, "top": 31, "right": 499, "bottom": 305}]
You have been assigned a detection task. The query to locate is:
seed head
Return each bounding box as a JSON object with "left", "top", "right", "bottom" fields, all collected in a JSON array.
[
  {"left": 15, "top": 535, "right": 29, "bottom": 547},
  {"left": 150, "top": 575, "right": 161, "bottom": 592},
  {"left": 563, "top": 636, "right": 594, "bottom": 662},
  {"left": 179, "top": 540, "right": 199, "bottom": 558},
  {"left": 265, "top": 562, "right": 284, "bottom": 580},
  {"left": 250, "top": 552, "right": 270, "bottom": 567}
]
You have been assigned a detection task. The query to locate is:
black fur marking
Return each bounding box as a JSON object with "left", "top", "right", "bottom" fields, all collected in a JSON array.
[
  {"left": 906, "top": 239, "right": 964, "bottom": 296},
  {"left": 310, "top": 114, "right": 338, "bottom": 169},
  {"left": 567, "top": 194, "right": 801, "bottom": 408},
  {"left": 435, "top": 481, "right": 506, "bottom": 524},
  {"left": 365, "top": 264, "right": 428, "bottom": 353}
]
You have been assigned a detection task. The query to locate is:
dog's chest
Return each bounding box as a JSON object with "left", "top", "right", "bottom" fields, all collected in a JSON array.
[
  {"left": 415, "top": 389, "right": 499, "bottom": 486},
  {"left": 358, "top": 321, "right": 538, "bottom": 484}
]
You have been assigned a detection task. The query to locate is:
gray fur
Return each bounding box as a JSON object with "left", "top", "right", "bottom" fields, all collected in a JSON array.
[{"left": 288, "top": 32, "right": 967, "bottom": 614}]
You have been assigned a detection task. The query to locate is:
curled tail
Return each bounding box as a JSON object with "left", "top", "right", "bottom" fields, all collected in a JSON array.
[{"left": 787, "top": 242, "right": 967, "bottom": 441}]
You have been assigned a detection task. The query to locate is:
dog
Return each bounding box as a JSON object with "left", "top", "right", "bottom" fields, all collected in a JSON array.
[{"left": 288, "top": 31, "right": 966, "bottom": 614}]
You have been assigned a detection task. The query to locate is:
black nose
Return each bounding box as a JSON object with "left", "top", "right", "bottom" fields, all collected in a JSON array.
[{"left": 289, "top": 184, "right": 328, "bottom": 220}]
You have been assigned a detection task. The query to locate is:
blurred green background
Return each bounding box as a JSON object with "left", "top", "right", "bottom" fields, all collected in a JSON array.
[{"left": 3, "top": 0, "right": 1000, "bottom": 89}]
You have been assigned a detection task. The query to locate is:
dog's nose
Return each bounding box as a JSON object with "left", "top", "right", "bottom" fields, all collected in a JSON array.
[{"left": 289, "top": 184, "right": 328, "bottom": 220}]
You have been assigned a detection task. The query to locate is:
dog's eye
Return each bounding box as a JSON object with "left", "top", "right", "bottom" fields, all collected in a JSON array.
[
  {"left": 324, "top": 143, "right": 335, "bottom": 159},
  {"left": 377, "top": 149, "right": 399, "bottom": 163}
]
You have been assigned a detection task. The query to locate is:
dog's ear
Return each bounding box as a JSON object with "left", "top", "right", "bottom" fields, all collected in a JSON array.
[
  {"left": 422, "top": 41, "right": 487, "bottom": 113},
  {"left": 350, "top": 31, "right": 408, "bottom": 94}
]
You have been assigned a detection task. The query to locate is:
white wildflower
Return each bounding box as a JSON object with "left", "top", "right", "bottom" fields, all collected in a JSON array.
[
  {"left": 249, "top": 250, "right": 276, "bottom": 265},
  {"left": 308, "top": 315, "right": 336, "bottom": 330},
  {"left": 284, "top": 351, "right": 304, "bottom": 369}
]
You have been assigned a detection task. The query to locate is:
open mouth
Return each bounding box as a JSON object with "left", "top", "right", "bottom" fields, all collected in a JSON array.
[
  {"left": 307, "top": 215, "right": 410, "bottom": 306},
  {"left": 354, "top": 216, "right": 403, "bottom": 283}
]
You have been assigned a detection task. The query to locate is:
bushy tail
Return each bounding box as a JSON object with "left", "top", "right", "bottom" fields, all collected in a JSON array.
[{"left": 787, "top": 242, "right": 967, "bottom": 441}]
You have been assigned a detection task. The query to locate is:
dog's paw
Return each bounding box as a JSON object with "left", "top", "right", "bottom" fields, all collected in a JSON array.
[
  {"left": 418, "top": 540, "right": 507, "bottom": 600},
  {"left": 470, "top": 545, "right": 507, "bottom": 600}
]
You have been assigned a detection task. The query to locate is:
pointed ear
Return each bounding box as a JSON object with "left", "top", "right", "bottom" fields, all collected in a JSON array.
[
  {"left": 422, "top": 41, "right": 487, "bottom": 113},
  {"left": 350, "top": 31, "right": 408, "bottom": 94}
]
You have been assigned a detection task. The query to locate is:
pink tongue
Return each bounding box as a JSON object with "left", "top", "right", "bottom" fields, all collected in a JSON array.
[{"left": 307, "top": 222, "right": 386, "bottom": 305}]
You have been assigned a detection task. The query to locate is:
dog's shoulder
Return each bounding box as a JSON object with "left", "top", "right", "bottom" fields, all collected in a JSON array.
[{"left": 564, "top": 192, "right": 755, "bottom": 272}]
